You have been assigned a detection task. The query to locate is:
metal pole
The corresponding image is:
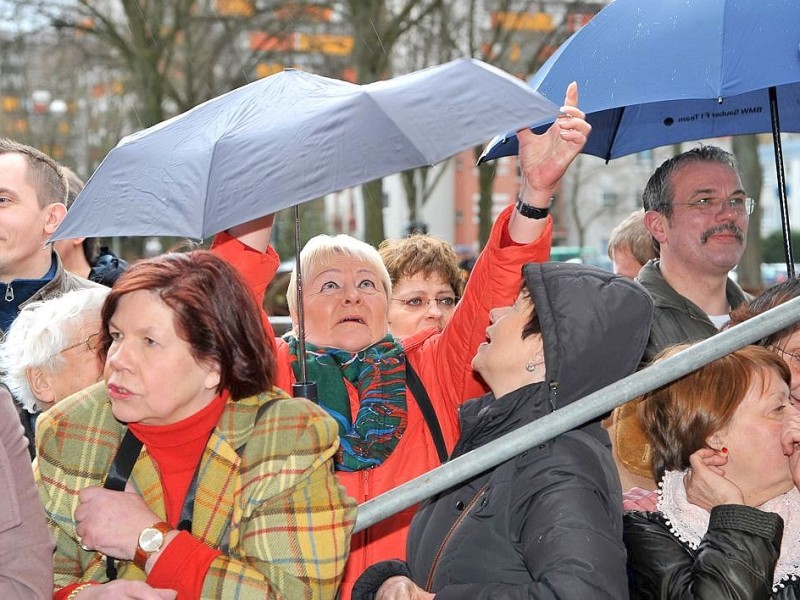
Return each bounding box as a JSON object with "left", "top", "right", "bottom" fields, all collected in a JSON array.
[
  {"left": 354, "top": 295, "right": 800, "bottom": 533},
  {"left": 769, "top": 86, "right": 795, "bottom": 278},
  {"left": 292, "top": 205, "right": 317, "bottom": 402}
]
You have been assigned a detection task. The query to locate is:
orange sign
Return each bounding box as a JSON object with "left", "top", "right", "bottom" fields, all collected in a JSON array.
[{"left": 492, "top": 11, "right": 553, "bottom": 31}]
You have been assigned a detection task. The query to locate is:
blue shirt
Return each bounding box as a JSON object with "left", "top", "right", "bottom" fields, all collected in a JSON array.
[{"left": 0, "top": 254, "right": 57, "bottom": 332}]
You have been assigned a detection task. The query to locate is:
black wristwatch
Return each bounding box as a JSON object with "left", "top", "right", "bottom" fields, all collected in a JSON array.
[{"left": 515, "top": 196, "right": 550, "bottom": 220}]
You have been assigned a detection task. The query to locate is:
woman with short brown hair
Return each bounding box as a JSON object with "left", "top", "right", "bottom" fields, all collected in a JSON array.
[{"left": 625, "top": 343, "right": 800, "bottom": 599}]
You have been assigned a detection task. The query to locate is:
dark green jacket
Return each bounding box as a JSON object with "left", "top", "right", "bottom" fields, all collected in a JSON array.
[{"left": 636, "top": 259, "right": 749, "bottom": 364}]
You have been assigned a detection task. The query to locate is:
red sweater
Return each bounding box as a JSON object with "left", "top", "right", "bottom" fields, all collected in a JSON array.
[{"left": 55, "top": 394, "right": 227, "bottom": 600}]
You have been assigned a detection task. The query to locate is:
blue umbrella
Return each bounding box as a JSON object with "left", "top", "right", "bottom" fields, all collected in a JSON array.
[{"left": 480, "top": 0, "right": 800, "bottom": 275}]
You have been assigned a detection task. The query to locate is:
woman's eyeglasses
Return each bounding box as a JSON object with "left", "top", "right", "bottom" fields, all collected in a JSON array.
[
  {"left": 391, "top": 296, "right": 459, "bottom": 311},
  {"left": 772, "top": 345, "right": 800, "bottom": 365}
]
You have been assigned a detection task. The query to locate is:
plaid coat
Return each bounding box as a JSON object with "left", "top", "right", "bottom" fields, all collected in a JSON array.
[{"left": 35, "top": 382, "right": 356, "bottom": 599}]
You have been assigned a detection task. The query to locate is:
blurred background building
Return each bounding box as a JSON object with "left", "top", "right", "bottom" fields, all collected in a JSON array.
[{"left": 1, "top": 0, "right": 796, "bottom": 289}]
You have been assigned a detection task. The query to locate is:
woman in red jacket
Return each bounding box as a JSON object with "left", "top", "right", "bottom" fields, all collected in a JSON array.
[{"left": 215, "top": 83, "right": 590, "bottom": 598}]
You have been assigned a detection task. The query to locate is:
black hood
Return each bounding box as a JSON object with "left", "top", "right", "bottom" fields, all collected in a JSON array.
[
  {"left": 456, "top": 262, "right": 653, "bottom": 454},
  {"left": 523, "top": 262, "right": 653, "bottom": 408}
]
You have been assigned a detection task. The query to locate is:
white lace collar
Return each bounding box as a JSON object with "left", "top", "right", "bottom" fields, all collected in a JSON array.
[{"left": 658, "top": 470, "right": 800, "bottom": 591}]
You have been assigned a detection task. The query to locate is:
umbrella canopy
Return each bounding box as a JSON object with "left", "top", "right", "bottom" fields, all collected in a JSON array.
[
  {"left": 481, "top": 83, "right": 800, "bottom": 162},
  {"left": 52, "top": 58, "right": 558, "bottom": 241},
  {"left": 478, "top": 0, "right": 800, "bottom": 275},
  {"left": 481, "top": 0, "right": 800, "bottom": 161}
]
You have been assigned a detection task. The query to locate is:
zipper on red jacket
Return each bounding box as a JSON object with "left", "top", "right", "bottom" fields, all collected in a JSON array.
[
  {"left": 362, "top": 469, "right": 371, "bottom": 500},
  {"left": 424, "top": 484, "right": 488, "bottom": 592}
]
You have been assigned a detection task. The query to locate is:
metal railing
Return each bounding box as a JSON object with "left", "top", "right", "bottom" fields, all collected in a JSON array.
[{"left": 354, "top": 295, "right": 800, "bottom": 533}]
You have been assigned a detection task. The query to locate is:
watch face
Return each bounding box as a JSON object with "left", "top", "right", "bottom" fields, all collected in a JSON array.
[{"left": 139, "top": 528, "right": 165, "bottom": 553}]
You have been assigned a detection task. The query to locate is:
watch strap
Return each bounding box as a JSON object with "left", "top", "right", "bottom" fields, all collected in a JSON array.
[
  {"left": 515, "top": 196, "right": 551, "bottom": 219},
  {"left": 133, "top": 521, "right": 172, "bottom": 571}
]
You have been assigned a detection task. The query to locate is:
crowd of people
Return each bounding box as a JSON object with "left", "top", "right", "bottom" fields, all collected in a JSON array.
[{"left": 0, "top": 72, "right": 798, "bottom": 600}]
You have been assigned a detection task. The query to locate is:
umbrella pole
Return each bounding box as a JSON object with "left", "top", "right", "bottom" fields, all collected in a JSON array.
[
  {"left": 769, "top": 86, "right": 795, "bottom": 279},
  {"left": 291, "top": 204, "right": 318, "bottom": 402}
]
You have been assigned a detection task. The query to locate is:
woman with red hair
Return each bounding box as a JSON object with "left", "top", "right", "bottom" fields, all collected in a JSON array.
[{"left": 36, "top": 250, "right": 355, "bottom": 599}]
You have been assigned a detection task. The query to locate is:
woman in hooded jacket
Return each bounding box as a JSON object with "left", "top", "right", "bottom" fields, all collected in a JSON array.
[{"left": 353, "top": 261, "right": 654, "bottom": 600}]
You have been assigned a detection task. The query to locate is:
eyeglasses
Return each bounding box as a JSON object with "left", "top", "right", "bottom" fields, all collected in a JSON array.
[
  {"left": 391, "top": 296, "right": 459, "bottom": 311},
  {"left": 59, "top": 333, "right": 101, "bottom": 355},
  {"left": 667, "top": 197, "right": 756, "bottom": 216},
  {"left": 772, "top": 345, "right": 800, "bottom": 365}
]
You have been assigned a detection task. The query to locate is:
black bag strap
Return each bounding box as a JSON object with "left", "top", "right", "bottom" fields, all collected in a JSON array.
[
  {"left": 102, "top": 428, "right": 202, "bottom": 580},
  {"left": 102, "top": 429, "right": 143, "bottom": 580},
  {"left": 405, "top": 359, "right": 448, "bottom": 464},
  {"left": 104, "top": 429, "right": 143, "bottom": 491}
]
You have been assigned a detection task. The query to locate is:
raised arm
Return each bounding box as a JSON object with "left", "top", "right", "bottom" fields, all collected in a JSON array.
[
  {"left": 225, "top": 214, "right": 275, "bottom": 253},
  {"left": 413, "top": 84, "right": 590, "bottom": 410},
  {"left": 211, "top": 214, "right": 280, "bottom": 342},
  {"left": 510, "top": 81, "right": 589, "bottom": 243}
]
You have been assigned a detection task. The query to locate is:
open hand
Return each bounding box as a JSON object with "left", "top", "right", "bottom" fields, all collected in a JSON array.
[{"left": 517, "top": 82, "right": 591, "bottom": 202}]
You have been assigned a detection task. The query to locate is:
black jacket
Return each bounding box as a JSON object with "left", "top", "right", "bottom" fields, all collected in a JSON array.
[
  {"left": 354, "top": 262, "right": 654, "bottom": 600},
  {"left": 624, "top": 505, "right": 799, "bottom": 599},
  {"left": 88, "top": 247, "right": 129, "bottom": 287}
]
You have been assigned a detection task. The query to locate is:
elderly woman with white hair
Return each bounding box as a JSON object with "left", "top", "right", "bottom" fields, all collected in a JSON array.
[
  {"left": 0, "top": 287, "right": 108, "bottom": 454},
  {"left": 213, "top": 83, "right": 592, "bottom": 599}
]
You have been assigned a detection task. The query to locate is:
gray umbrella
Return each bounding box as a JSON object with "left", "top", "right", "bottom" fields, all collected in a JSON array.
[
  {"left": 51, "top": 58, "right": 559, "bottom": 399},
  {"left": 51, "top": 58, "right": 558, "bottom": 241}
]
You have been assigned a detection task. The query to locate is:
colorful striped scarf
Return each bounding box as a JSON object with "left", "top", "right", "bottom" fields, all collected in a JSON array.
[{"left": 285, "top": 334, "right": 408, "bottom": 471}]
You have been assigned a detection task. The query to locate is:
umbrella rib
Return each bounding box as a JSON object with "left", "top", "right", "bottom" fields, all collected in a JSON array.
[
  {"left": 201, "top": 136, "right": 224, "bottom": 240},
  {"left": 604, "top": 106, "right": 626, "bottom": 163},
  {"left": 362, "top": 92, "right": 433, "bottom": 169}
]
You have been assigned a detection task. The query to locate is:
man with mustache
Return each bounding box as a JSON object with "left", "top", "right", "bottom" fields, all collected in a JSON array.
[
  {"left": 636, "top": 145, "right": 752, "bottom": 363},
  {"left": 608, "top": 146, "right": 753, "bottom": 495}
]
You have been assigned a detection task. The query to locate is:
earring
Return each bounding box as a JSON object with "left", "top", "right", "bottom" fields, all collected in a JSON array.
[{"left": 525, "top": 359, "right": 538, "bottom": 373}]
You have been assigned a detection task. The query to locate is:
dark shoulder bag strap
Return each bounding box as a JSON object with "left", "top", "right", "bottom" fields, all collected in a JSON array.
[
  {"left": 104, "top": 429, "right": 143, "bottom": 491},
  {"left": 405, "top": 359, "right": 448, "bottom": 464},
  {"left": 103, "top": 428, "right": 144, "bottom": 580}
]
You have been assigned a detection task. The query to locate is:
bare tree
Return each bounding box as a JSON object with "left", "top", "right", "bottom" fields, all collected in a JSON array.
[
  {"left": 391, "top": 2, "right": 460, "bottom": 234},
  {"left": 341, "top": 0, "right": 445, "bottom": 245},
  {"left": 9, "top": 0, "right": 335, "bottom": 129},
  {"left": 734, "top": 134, "right": 764, "bottom": 292}
]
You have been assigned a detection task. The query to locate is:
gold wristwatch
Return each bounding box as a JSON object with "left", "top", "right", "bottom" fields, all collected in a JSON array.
[{"left": 133, "top": 521, "right": 172, "bottom": 571}]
